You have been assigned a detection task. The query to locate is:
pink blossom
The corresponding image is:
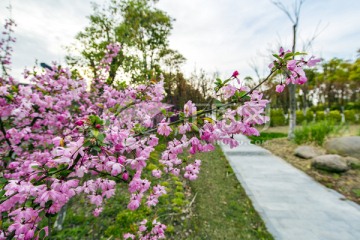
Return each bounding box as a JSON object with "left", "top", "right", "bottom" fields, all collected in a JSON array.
[
  {"left": 184, "top": 100, "right": 196, "bottom": 117},
  {"left": 179, "top": 123, "right": 191, "bottom": 134},
  {"left": 157, "top": 120, "right": 172, "bottom": 136},
  {"left": 88, "top": 194, "right": 103, "bottom": 207},
  {"left": 52, "top": 136, "right": 63, "bottom": 147},
  {"left": 148, "top": 135, "right": 159, "bottom": 147},
  {"left": 0, "top": 21, "right": 318, "bottom": 239},
  {"left": 276, "top": 84, "right": 285, "bottom": 93},
  {"left": 152, "top": 169, "right": 162, "bottom": 178},
  {"left": 287, "top": 59, "right": 297, "bottom": 71},
  {"left": 93, "top": 207, "right": 103, "bottom": 217},
  {"left": 128, "top": 194, "right": 141, "bottom": 210},
  {"left": 146, "top": 195, "right": 159, "bottom": 207},
  {"left": 307, "top": 56, "right": 321, "bottom": 67},
  {"left": 123, "top": 233, "right": 135, "bottom": 240},
  {"left": 223, "top": 84, "right": 237, "bottom": 99}
]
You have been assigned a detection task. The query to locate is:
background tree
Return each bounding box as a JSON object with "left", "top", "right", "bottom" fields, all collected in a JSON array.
[
  {"left": 273, "top": 0, "right": 305, "bottom": 139},
  {"left": 67, "top": 0, "right": 181, "bottom": 85}
]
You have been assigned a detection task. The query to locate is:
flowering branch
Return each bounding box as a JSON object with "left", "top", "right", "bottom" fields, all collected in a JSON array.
[{"left": 0, "top": 15, "right": 320, "bottom": 239}]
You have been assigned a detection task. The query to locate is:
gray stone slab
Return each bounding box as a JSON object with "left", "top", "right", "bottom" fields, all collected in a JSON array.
[{"left": 220, "top": 135, "right": 360, "bottom": 240}]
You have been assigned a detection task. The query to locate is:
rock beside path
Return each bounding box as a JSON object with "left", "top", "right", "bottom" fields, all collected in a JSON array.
[
  {"left": 325, "top": 136, "right": 360, "bottom": 159},
  {"left": 294, "top": 146, "right": 323, "bottom": 159},
  {"left": 311, "top": 154, "right": 349, "bottom": 173}
]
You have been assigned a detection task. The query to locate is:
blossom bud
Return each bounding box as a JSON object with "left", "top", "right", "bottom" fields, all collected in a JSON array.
[
  {"left": 122, "top": 171, "right": 129, "bottom": 181},
  {"left": 232, "top": 70, "right": 239, "bottom": 78},
  {"left": 75, "top": 120, "right": 84, "bottom": 126}
]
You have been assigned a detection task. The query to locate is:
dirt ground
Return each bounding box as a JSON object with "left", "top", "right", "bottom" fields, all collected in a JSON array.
[{"left": 261, "top": 138, "right": 360, "bottom": 204}]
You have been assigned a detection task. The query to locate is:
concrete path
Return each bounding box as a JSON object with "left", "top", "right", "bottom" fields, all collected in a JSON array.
[{"left": 220, "top": 134, "right": 360, "bottom": 240}]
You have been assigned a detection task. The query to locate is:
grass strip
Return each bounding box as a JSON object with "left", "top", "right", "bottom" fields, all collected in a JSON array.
[{"left": 186, "top": 145, "right": 274, "bottom": 240}]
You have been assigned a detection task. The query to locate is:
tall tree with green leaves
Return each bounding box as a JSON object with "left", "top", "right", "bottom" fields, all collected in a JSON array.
[{"left": 67, "top": 0, "right": 182, "bottom": 85}]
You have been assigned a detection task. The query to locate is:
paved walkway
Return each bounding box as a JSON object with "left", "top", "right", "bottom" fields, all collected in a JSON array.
[{"left": 220, "top": 134, "right": 360, "bottom": 240}]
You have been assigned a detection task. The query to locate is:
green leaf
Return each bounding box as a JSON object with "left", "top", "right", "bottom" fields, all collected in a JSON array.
[
  {"left": 91, "top": 129, "right": 99, "bottom": 137},
  {"left": 294, "top": 51, "right": 307, "bottom": 56},
  {"left": 272, "top": 54, "right": 281, "bottom": 60},
  {"left": 196, "top": 110, "right": 204, "bottom": 115},
  {"left": 59, "top": 170, "right": 72, "bottom": 177},
  {"left": 83, "top": 140, "right": 92, "bottom": 147},
  {"left": 0, "top": 178, "right": 8, "bottom": 184},
  {"left": 31, "top": 165, "right": 40, "bottom": 170},
  {"left": 223, "top": 78, "right": 231, "bottom": 85},
  {"left": 160, "top": 109, "right": 167, "bottom": 115},
  {"left": 93, "top": 146, "right": 101, "bottom": 152},
  {"left": 45, "top": 200, "right": 53, "bottom": 208},
  {"left": 48, "top": 168, "right": 58, "bottom": 174},
  {"left": 284, "top": 52, "right": 293, "bottom": 59},
  {"left": 191, "top": 124, "right": 199, "bottom": 132},
  {"left": 39, "top": 229, "right": 46, "bottom": 239},
  {"left": 1, "top": 212, "right": 8, "bottom": 222},
  {"left": 89, "top": 115, "right": 103, "bottom": 125},
  {"left": 214, "top": 99, "right": 223, "bottom": 107},
  {"left": 97, "top": 133, "right": 106, "bottom": 142},
  {"left": 238, "top": 91, "right": 248, "bottom": 98}
]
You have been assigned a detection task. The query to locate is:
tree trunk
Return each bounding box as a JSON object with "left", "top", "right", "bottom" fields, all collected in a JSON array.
[
  {"left": 54, "top": 204, "right": 67, "bottom": 231},
  {"left": 288, "top": 24, "right": 297, "bottom": 140},
  {"left": 288, "top": 83, "right": 297, "bottom": 139}
]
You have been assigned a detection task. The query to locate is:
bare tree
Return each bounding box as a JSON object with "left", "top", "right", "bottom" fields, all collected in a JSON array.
[
  {"left": 272, "top": 0, "right": 305, "bottom": 139},
  {"left": 189, "top": 68, "right": 216, "bottom": 100}
]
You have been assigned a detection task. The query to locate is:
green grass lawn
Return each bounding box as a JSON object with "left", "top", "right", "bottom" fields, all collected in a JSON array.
[{"left": 185, "top": 145, "right": 274, "bottom": 240}]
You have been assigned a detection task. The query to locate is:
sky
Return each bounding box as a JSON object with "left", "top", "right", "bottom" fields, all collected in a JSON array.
[{"left": 1, "top": 0, "right": 359, "bottom": 80}]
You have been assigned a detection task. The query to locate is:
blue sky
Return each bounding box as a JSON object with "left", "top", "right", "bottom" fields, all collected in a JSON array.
[{"left": 1, "top": 0, "right": 359, "bottom": 80}]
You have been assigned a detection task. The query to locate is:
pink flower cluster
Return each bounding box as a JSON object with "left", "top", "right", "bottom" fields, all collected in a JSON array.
[
  {"left": 0, "top": 34, "right": 166, "bottom": 237},
  {"left": 0, "top": 17, "right": 318, "bottom": 239},
  {"left": 269, "top": 47, "right": 321, "bottom": 93},
  {"left": 124, "top": 219, "right": 167, "bottom": 240}
]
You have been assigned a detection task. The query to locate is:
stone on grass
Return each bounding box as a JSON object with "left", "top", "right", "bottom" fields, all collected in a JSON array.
[
  {"left": 344, "top": 156, "right": 360, "bottom": 169},
  {"left": 325, "top": 136, "right": 360, "bottom": 159},
  {"left": 311, "top": 154, "right": 349, "bottom": 173},
  {"left": 294, "top": 146, "right": 323, "bottom": 159}
]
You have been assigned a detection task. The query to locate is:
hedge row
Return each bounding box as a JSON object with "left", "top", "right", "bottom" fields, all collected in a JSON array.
[
  {"left": 269, "top": 109, "right": 359, "bottom": 126},
  {"left": 309, "top": 102, "right": 360, "bottom": 112}
]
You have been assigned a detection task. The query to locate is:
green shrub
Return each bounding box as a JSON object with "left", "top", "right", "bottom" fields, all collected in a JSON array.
[
  {"left": 327, "top": 110, "right": 341, "bottom": 123},
  {"left": 345, "top": 102, "right": 360, "bottom": 111},
  {"left": 330, "top": 104, "right": 341, "bottom": 111},
  {"left": 248, "top": 132, "right": 287, "bottom": 144},
  {"left": 294, "top": 120, "right": 337, "bottom": 145},
  {"left": 270, "top": 109, "right": 286, "bottom": 126},
  {"left": 310, "top": 104, "right": 325, "bottom": 112},
  {"left": 315, "top": 111, "right": 325, "bottom": 121},
  {"left": 306, "top": 110, "right": 314, "bottom": 122},
  {"left": 296, "top": 110, "right": 305, "bottom": 125},
  {"left": 296, "top": 110, "right": 314, "bottom": 124},
  {"left": 344, "top": 110, "right": 357, "bottom": 123}
]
